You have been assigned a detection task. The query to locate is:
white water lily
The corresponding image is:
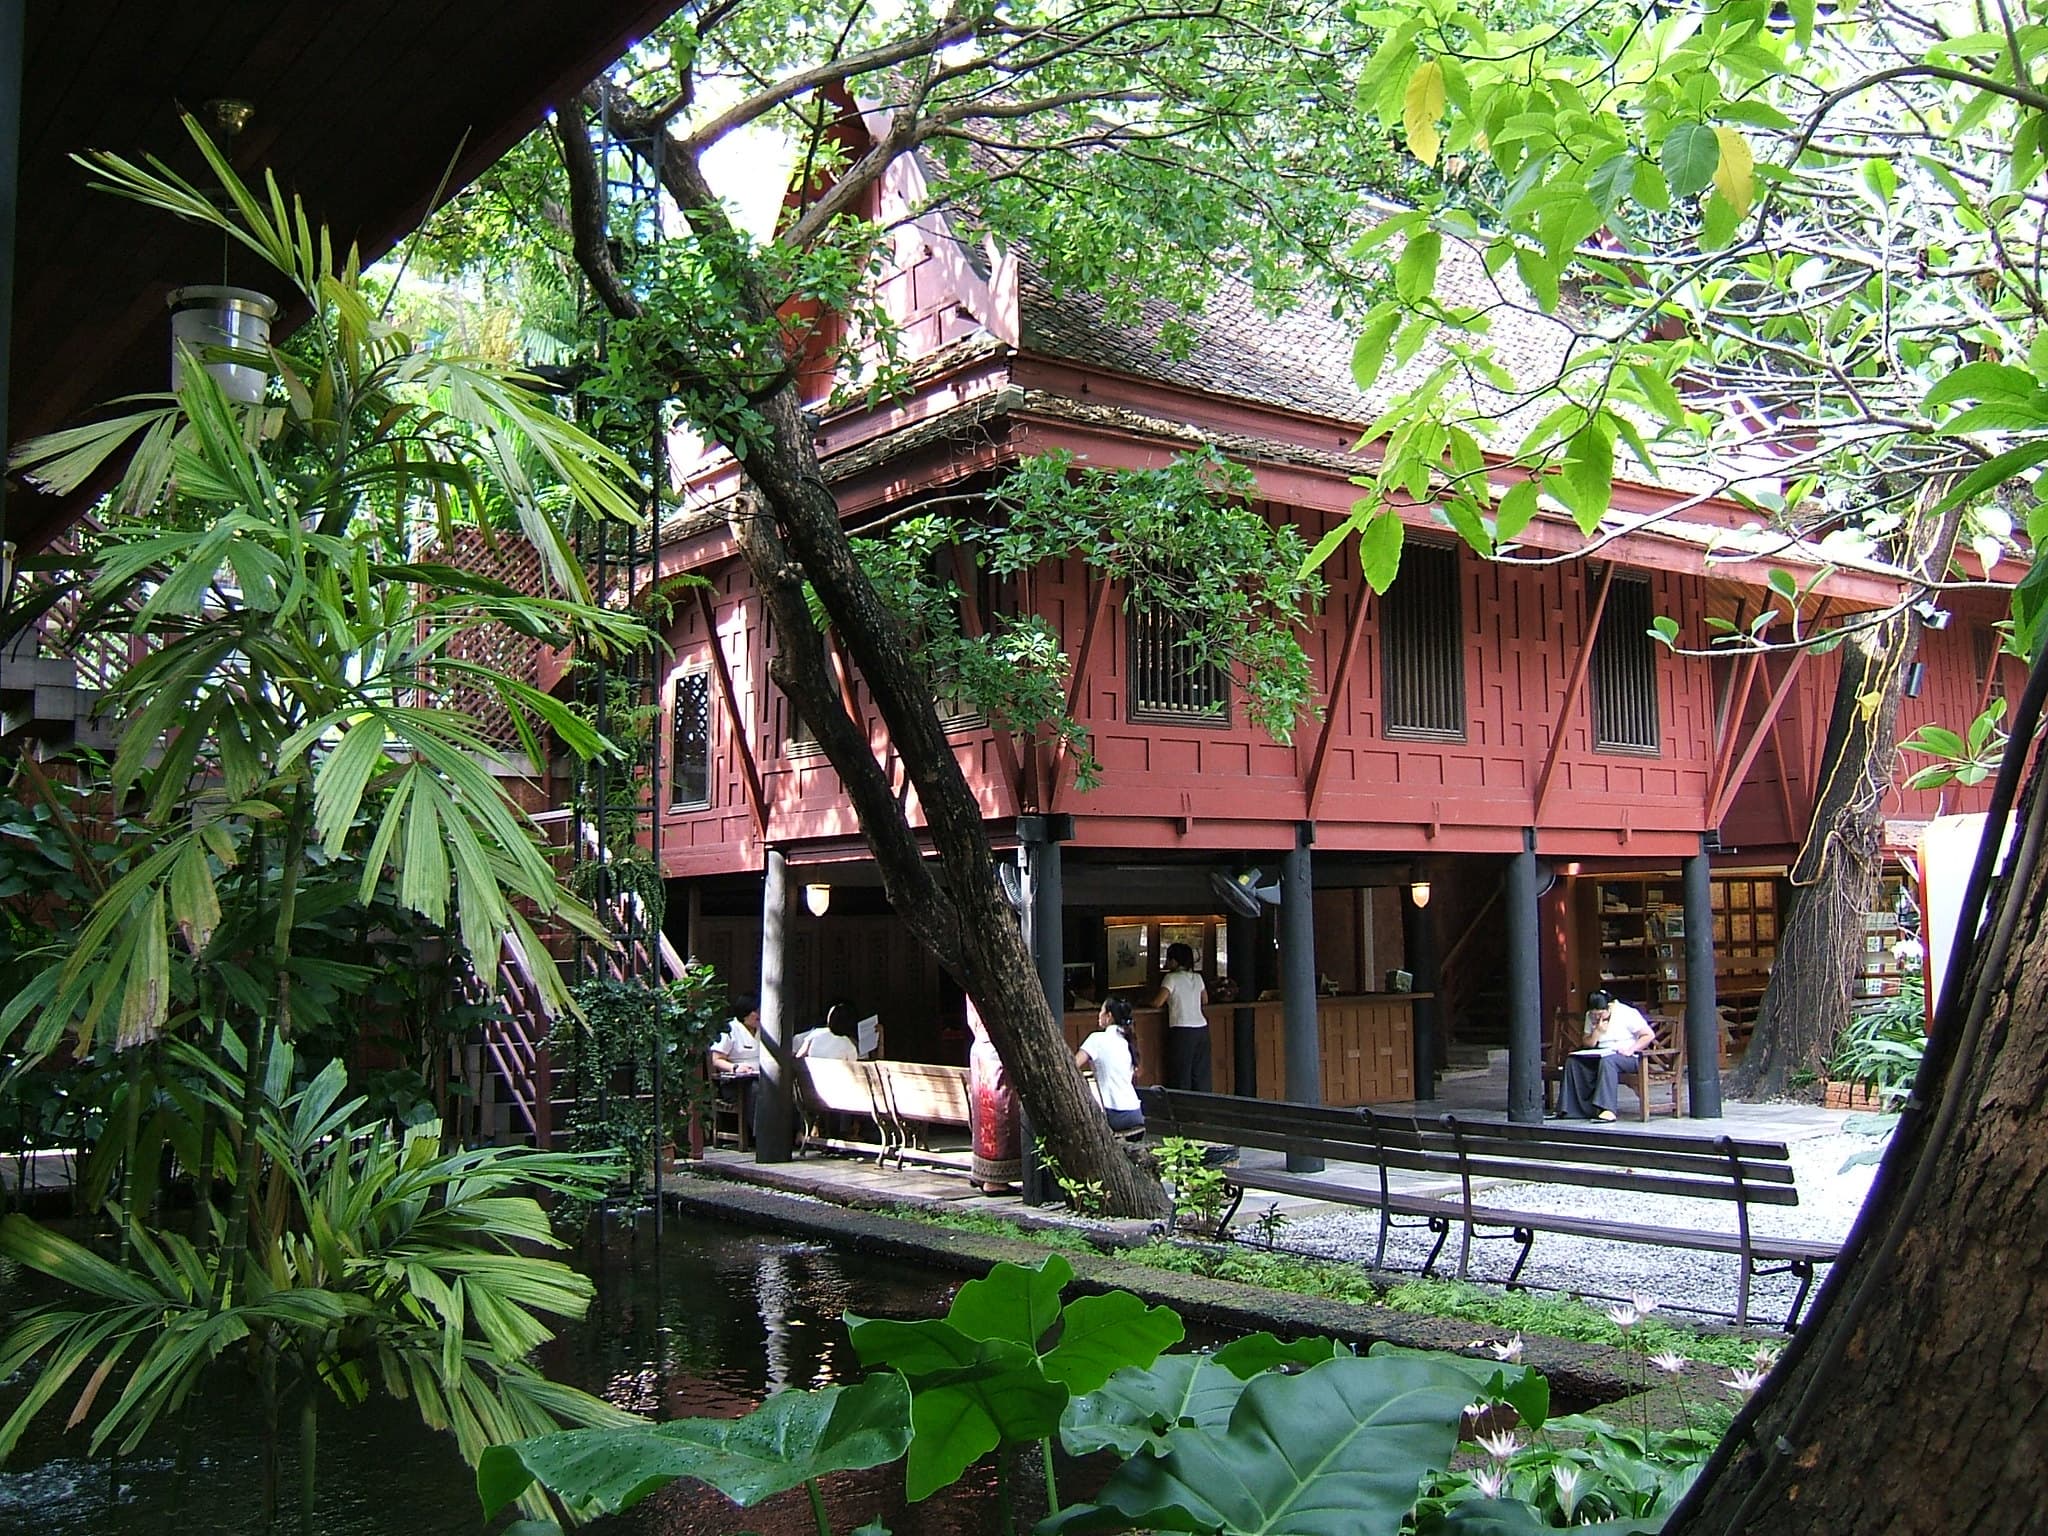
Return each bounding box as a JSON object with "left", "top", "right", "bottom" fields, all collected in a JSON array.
[
  {"left": 1473, "top": 1465, "right": 1509, "bottom": 1500},
  {"left": 1650, "top": 1351, "right": 1688, "bottom": 1374},
  {"left": 1476, "top": 1427, "right": 1521, "bottom": 1460},
  {"left": 1726, "top": 1367, "right": 1769, "bottom": 1398},
  {"left": 1751, "top": 1345, "right": 1782, "bottom": 1370},
  {"left": 1490, "top": 1334, "right": 1526, "bottom": 1363},
  {"left": 1605, "top": 1302, "right": 1641, "bottom": 1330},
  {"left": 1554, "top": 1463, "right": 1582, "bottom": 1519}
]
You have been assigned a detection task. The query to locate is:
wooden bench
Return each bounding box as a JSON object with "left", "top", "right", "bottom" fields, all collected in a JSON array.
[
  {"left": 1139, "top": 1086, "right": 1840, "bottom": 1328},
  {"left": 795, "top": 1059, "right": 972, "bottom": 1171},
  {"left": 1544, "top": 1009, "right": 1687, "bottom": 1121}
]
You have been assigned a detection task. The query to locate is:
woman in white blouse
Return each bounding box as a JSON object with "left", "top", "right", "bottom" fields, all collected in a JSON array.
[{"left": 1076, "top": 997, "right": 1145, "bottom": 1133}]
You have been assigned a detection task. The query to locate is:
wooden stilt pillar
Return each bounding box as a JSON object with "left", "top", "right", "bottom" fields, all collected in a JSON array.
[
  {"left": 755, "top": 849, "right": 794, "bottom": 1162},
  {"left": 1405, "top": 876, "right": 1440, "bottom": 1102},
  {"left": 1684, "top": 839, "right": 1724, "bottom": 1117},
  {"left": 1281, "top": 826, "right": 1322, "bottom": 1171},
  {"left": 1507, "top": 831, "right": 1544, "bottom": 1124},
  {"left": 1228, "top": 907, "right": 1259, "bottom": 1097}
]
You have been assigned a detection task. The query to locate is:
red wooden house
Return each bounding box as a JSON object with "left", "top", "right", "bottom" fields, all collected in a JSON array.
[{"left": 640, "top": 143, "right": 2011, "bottom": 1128}]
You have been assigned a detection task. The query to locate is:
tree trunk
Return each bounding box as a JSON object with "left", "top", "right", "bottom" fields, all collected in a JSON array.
[
  {"left": 1729, "top": 504, "right": 1959, "bottom": 1100},
  {"left": 1671, "top": 671, "right": 2048, "bottom": 1534},
  {"left": 572, "top": 107, "right": 1166, "bottom": 1217},
  {"left": 1725, "top": 616, "right": 1906, "bottom": 1100}
]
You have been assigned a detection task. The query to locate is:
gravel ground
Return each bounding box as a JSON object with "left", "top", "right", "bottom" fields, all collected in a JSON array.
[{"left": 1256, "top": 1126, "right": 1891, "bottom": 1326}]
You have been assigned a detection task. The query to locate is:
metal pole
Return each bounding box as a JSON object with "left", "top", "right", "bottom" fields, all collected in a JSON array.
[
  {"left": 755, "top": 849, "right": 794, "bottom": 1161},
  {"left": 1280, "top": 826, "right": 1322, "bottom": 1172},
  {"left": 1506, "top": 831, "right": 1544, "bottom": 1124},
  {"left": 1684, "top": 838, "right": 1724, "bottom": 1117}
]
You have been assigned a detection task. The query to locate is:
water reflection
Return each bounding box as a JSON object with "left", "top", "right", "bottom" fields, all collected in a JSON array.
[{"left": 1, "top": 1216, "right": 1061, "bottom": 1535}]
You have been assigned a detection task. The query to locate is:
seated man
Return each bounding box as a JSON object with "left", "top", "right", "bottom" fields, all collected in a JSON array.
[
  {"left": 711, "top": 996, "right": 762, "bottom": 1076},
  {"left": 1559, "top": 988, "right": 1657, "bottom": 1122}
]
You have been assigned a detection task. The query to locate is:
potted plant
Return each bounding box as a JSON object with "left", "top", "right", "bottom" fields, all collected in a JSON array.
[{"left": 1824, "top": 978, "right": 1927, "bottom": 1110}]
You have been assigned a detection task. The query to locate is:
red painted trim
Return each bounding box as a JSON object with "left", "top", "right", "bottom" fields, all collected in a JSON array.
[
  {"left": 696, "top": 587, "right": 770, "bottom": 836},
  {"left": 1706, "top": 649, "right": 1763, "bottom": 819},
  {"left": 1711, "top": 648, "right": 1811, "bottom": 828},
  {"left": 1533, "top": 563, "right": 1617, "bottom": 818},
  {"left": 1048, "top": 574, "right": 1117, "bottom": 814},
  {"left": 949, "top": 542, "right": 1025, "bottom": 814},
  {"left": 1304, "top": 586, "right": 1376, "bottom": 816}
]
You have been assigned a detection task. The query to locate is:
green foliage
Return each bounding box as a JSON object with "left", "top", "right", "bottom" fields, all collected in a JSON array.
[
  {"left": 1901, "top": 697, "right": 2009, "bottom": 790},
  {"left": 1337, "top": 0, "right": 2046, "bottom": 668},
  {"left": 1153, "top": 1136, "right": 1230, "bottom": 1233},
  {"left": 478, "top": 1373, "right": 913, "bottom": 1519},
  {"left": 0, "top": 1046, "right": 630, "bottom": 1519},
  {"left": 1827, "top": 978, "right": 1927, "bottom": 1105},
  {"left": 1414, "top": 1413, "right": 1715, "bottom": 1532},
  {"left": 487, "top": 1253, "right": 1583, "bottom": 1536},
  {"left": 896, "top": 1206, "right": 1100, "bottom": 1254},
  {"left": 552, "top": 966, "right": 729, "bottom": 1192}
]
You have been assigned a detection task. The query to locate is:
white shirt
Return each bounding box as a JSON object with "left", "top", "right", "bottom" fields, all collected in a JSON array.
[
  {"left": 1160, "top": 970, "right": 1208, "bottom": 1030},
  {"left": 713, "top": 1017, "right": 760, "bottom": 1068},
  {"left": 1079, "top": 1028, "right": 1140, "bottom": 1113},
  {"left": 794, "top": 1026, "right": 856, "bottom": 1060},
  {"left": 1588, "top": 999, "right": 1650, "bottom": 1053}
]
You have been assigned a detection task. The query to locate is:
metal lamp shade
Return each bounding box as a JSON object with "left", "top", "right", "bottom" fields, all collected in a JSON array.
[{"left": 168, "top": 285, "right": 279, "bottom": 404}]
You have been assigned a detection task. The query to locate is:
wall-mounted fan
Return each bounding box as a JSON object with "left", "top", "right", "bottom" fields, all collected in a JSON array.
[{"left": 1208, "top": 867, "right": 1283, "bottom": 919}]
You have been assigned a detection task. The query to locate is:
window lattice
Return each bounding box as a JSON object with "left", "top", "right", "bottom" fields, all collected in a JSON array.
[
  {"left": 1128, "top": 604, "right": 1229, "bottom": 723},
  {"left": 1592, "top": 574, "right": 1661, "bottom": 752},
  {"left": 1381, "top": 542, "right": 1466, "bottom": 740},
  {"left": 671, "top": 672, "right": 712, "bottom": 808}
]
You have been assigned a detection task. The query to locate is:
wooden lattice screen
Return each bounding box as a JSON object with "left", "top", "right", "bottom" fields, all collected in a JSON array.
[{"left": 425, "top": 528, "right": 546, "bottom": 750}]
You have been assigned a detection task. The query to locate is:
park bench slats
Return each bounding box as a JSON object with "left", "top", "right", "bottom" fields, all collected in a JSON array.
[
  {"left": 796, "top": 1059, "right": 971, "bottom": 1170},
  {"left": 1139, "top": 1085, "right": 1837, "bottom": 1328}
]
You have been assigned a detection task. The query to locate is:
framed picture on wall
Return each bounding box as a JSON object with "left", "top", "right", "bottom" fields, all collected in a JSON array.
[
  {"left": 1160, "top": 922, "right": 1208, "bottom": 972},
  {"left": 1106, "top": 923, "right": 1151, "bottom": 989},
  {"left": 1754, "top": 882, "right": 1775, "bottom": 910}
]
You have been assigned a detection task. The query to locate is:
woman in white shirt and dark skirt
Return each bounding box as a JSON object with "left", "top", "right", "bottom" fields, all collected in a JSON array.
[
  {"left": 1151, "top": 942, "right": 1213, "bottom": 1092},
  {"left": 1076, "top": 997, "right": 1144, "bottom": 1133}
]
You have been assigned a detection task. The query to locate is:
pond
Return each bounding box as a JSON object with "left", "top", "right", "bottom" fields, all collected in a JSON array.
[{"left": 0, "top": 1212, "right": 1075, "bottom": 1535}]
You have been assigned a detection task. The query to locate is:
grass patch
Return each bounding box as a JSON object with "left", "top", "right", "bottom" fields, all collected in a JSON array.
[
  {"left": 895, "top": 1206, "right": 1098, "bottom": 1253},
  {"left": 1120, "top": 1240, "right": 1763, "bottom": 1367}
]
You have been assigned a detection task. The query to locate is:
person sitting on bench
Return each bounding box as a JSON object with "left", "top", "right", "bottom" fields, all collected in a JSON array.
[
  {"left": 1076, "top": 996, "right": 1145, "bottom": 1135},
  {"left": 1559, "top": 989, "right": 1656, "bottom": 1121},
  {"left": 795, "top": 1000, "right": 859, "bottom": 1061}
]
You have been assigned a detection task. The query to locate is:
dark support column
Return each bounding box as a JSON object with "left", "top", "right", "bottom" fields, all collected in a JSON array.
[
  {"left": 1684, "top": 839, "right": 1725, "bottom": 1118},
  {"left": 1017, "top": 814, "right": 1069, "bottom": 1206},
  {"left": 0, "top": 1, "right": 22, "bottom": 604},
  {"left": 754, "top": 849, "right": 795, "bottom": 1162},
  {"left": 1280, "top": 826, "right": 1322, "bottom": 1171},
  {"left": 1506, "top": 830, "right": 1544, "bottom": 1124},
  {"left": 1404, "top": 880, "right": 1440, "bottom": 1102},
  {"left": 1228, "top": 908, "right": 1259, "bottom": 1096}
]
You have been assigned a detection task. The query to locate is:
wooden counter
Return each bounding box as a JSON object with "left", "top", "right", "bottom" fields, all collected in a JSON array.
[{"left": 1063, "top": 993, "right": 1422, "bottom": 1106}]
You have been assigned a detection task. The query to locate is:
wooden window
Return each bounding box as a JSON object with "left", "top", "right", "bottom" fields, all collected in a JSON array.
[
  {"left": 1592, "top": 574, "right": 1661, "bottom": 753},
  {"left": 1381, "top": 541, "right": 1465, "bottom": 740},
  {"left": 1128, "top": 603, "right": 1229, "bottom": 724},
  {"left": 670, "top": 671, "right": 712, "bottom": 809},
  {"left": 1974, "top": 626, "right": 2008, "bottom": 707}
]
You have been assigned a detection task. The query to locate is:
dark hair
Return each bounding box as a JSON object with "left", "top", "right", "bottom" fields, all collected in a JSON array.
[
  {"left": 1586, "top": 989, "right": 1613, "bottom": 1011},
  {"left": 732, "top": 994, "right": 760, "bottom": 1018},
  {"left": 1165, "top": 942, "right": 1196, "bottom": 971},
  {"left": 825, "top": 1000, "right": 856, "bottom": 1038},
  {"left": 1100, "top": 995, "right": 1139, "bottom": 1069}
]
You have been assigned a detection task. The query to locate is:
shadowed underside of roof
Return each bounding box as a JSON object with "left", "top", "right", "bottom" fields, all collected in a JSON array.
[{"left": 7, "top": 0, "right": 685, "bottom": 554}]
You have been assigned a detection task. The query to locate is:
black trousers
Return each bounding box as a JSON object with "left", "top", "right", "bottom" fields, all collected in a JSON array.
[{"left": 1165, "top": 1027, "right": 1213, "bottom": 1092}]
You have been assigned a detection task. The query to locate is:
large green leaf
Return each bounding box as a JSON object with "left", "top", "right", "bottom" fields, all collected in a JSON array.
[
  {"left": 947, "top": 1254, "right": 1074, "bottom": 1345},
  {"left": 1045, "top": 1355, "right": 1472, "bottom": 1536},
  {"left": 1364, "top": 1344, "right": 1548, "bottom": 1431},
  {"left": 476, "top": 1374, "right": 912, "bottom": 1517},
  {"left": 1061, "top": 1355, "right": 1255, "bottom": 1458},
  {"left": 1042, "top": 1291, "right": 1184, "bottom": 1392}
]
